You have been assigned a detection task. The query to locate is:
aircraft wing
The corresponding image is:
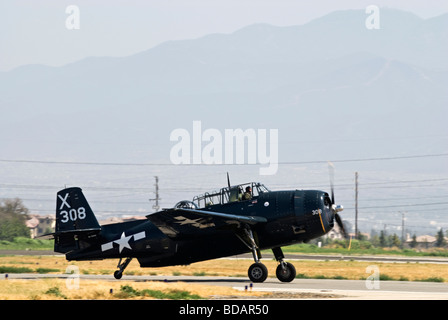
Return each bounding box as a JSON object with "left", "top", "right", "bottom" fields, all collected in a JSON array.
[{"left": 146, "top": 208, "right": 267, "bottom": 239}]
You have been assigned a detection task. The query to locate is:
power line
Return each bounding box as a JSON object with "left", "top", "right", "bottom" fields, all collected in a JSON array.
[
  {"left": 0, "top": 152, "right": 447, "bottom": 166},
  {"left": 345, "top": 201, "right": 448, "bottom": 210},
  {"left": 0, "top": 183, "right": 155, "bottom": 192},
  {"left": 26, "top": 208, "right": 150, "bottom": 215},
  {"left": 2, "top": 174, "right": 448, "bottom": 197},
  {"left": 280, "top": 153, "right": 448, "bottom": 164}
]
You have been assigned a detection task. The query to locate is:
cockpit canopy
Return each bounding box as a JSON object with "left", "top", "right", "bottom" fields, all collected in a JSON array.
[{"left": 193, "top": 182, "right": 270, "bottom": 208}]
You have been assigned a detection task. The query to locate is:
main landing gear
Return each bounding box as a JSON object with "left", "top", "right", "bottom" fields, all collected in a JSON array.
[
  {"left": 272, "top": 247, "right": 296, "bottom": 283},
  {"left": 114, "top": 257, "right": 132, "bottom": 279},
  {"left": 238, "top": 227, "right": 296, "bottom": 283}
]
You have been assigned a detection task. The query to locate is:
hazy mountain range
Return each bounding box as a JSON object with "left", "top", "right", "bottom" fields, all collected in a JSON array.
[{"left": 1, "top": 8, "right": 447, "bottom": 234}]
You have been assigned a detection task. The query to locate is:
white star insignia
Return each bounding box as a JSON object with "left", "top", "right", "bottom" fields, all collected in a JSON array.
[
  {"left": 114, "top": 232, "right": 132, "bottom": 253},
  {"left": 100, "top": 231, "right": 146, "bottom": 253}
]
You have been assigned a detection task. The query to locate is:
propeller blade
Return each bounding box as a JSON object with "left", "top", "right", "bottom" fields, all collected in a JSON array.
[
  {"left": 327, "top": 162, "right": 348, "bottom": 239},
  {"left": 227, "top": 172, "right": 231, "bottom": 189},
  {"left": 335, "top": 213, "right": 348, "bottom": 239},
  {"left": 328, "top": 161, "right": 335, "bottom": 205}
]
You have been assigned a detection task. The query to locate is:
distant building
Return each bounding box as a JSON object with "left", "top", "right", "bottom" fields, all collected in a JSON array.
[
  {"left": 26, "top": 214, "right": 55, "bottom": 238},
  {"left": 404, "top": 234, "right": 448, "bottom": 248},
  {"left": 325, "top": 223, "right": 369, "bottom": 241}
]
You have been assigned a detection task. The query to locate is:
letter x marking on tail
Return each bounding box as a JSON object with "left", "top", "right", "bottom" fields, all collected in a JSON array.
[{"left": 58, "top": 193, "right": 71, "bottom": 210}]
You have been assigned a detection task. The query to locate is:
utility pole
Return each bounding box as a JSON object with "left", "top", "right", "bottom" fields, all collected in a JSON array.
[
  {"left": 355, "top": 172, "right": 358, "bottom": 239},
  {"left": 149, "top": 176, "right": 161, "bottom": 212},
  {"left": 401, "top": 211, "right": 406, "bottom": 248}
]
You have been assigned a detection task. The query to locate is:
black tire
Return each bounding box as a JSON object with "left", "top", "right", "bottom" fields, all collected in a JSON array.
[
  {"left": 276, "top": 262, "right": 296, "bottom": 282},
  {"left": 248, "top": 263, "right": 268, "bottom": 283},
  {"left": 114, "top": 270, "right": 123, "bottom": 279}
]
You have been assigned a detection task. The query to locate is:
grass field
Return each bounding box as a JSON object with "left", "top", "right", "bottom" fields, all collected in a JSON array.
[
  {"left": 0, "top": 254, "right": 447, "bottom": 299},
  {"left": 1, "top": 255, "right": 447, "bottom": 281},
  {"left": 2, "top": 238, "right": 448, "bottom": 257},
  {"left": 0, "top": 278, "right": 261, "bottom": 300}
]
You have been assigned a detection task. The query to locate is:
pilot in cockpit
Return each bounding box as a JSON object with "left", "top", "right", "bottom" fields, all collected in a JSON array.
[{"left": 242, "top": 186, "right": 252, "bottom": 201}]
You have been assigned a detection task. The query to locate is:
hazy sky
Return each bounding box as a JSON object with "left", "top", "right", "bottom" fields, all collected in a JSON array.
[{"left": 1, "top": 0, "right": 447, "bottom": 71}]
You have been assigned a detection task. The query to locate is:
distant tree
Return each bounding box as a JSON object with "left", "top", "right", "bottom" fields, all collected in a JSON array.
[
  {"left": 370, "top": 234, "right": 380, "bottom": 247},
  {"left": 390, "top": 234, "right": 401, "bottom": 248},
  {"left": 379, "top": 230, "right": 387, "bottom": 247},
  {"left": 410, "top": 234, "right": 418, "bottom": 248},
  {"left": 357, "top": 231, "right": 367, "bottom": 241},
  {"left": 0, "top": 198, "right": 30, "bottom": 241},
  {"left": 436, "top": 229, "right": 447, "bottom": 247}
]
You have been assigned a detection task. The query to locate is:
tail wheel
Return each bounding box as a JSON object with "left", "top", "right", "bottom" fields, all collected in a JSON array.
[
  {"left": 276, "top": 262, "right": 296, "bottom": 282},
  {"left": 248, "top": 263, "right": 268, "bottom": 283},
  {"left": 114, "top": 257, "right": 132, "bottom": 280}
]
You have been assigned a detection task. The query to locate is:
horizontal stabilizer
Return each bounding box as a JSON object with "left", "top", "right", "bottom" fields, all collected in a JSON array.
[{"left": 40, "top": 228, "right": 101, "bottom": 240}]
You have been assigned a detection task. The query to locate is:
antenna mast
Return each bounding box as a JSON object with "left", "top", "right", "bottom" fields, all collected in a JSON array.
[
  {"left": 355, "top": 172, "right": 359, "bottom": 239},
  {"left": 149, "top": 176, "right": 161, "bottom": 212}
]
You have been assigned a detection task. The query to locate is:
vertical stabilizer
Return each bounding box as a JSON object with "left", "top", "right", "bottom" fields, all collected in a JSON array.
[
  {"left": 54, "top": 187, "right": 101, "bottom": 253},
  {"left": 56, "top": 187, "right": 100, "bottom": 233}
]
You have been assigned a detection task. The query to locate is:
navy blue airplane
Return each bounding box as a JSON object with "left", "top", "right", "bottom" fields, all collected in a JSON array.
[{"left": 50, "top": 173, "right": 345, "bottom": 283}]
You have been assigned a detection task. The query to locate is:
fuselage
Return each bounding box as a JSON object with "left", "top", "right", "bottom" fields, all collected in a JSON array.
[{"left": 66, "top": 189, "right": 335, "bottom": 268}]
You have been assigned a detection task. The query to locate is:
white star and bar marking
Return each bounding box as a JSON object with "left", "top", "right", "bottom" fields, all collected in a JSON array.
[{"left": 101, "top": 231, "right": 146, "bottom": 253}]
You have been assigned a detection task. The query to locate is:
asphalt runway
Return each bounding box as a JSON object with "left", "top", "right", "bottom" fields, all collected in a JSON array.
[
  {"left": 4, "top": 273, "right": 448, "bottom": 300},
  {"left": 3, "top": 250, "right": 448, "bottom": 264},
  {"left": 2, "top": 251, "right": 447, "bottom": 299}
]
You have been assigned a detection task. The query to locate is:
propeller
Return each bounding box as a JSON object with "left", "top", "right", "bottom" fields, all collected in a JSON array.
[
  {"left": 328, "top": 161, "right": 335, "bottom": 205},
  {"left": 328, "top": 162, "right": 348, "bottom": 239}
]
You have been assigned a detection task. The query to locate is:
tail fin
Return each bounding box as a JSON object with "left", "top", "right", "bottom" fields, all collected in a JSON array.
[
  {"left": 54, "top": 187, "right": 101, "bottom": 253},
  {"left": 56, "top": 187, "right": 100, "bottom": 233}
]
